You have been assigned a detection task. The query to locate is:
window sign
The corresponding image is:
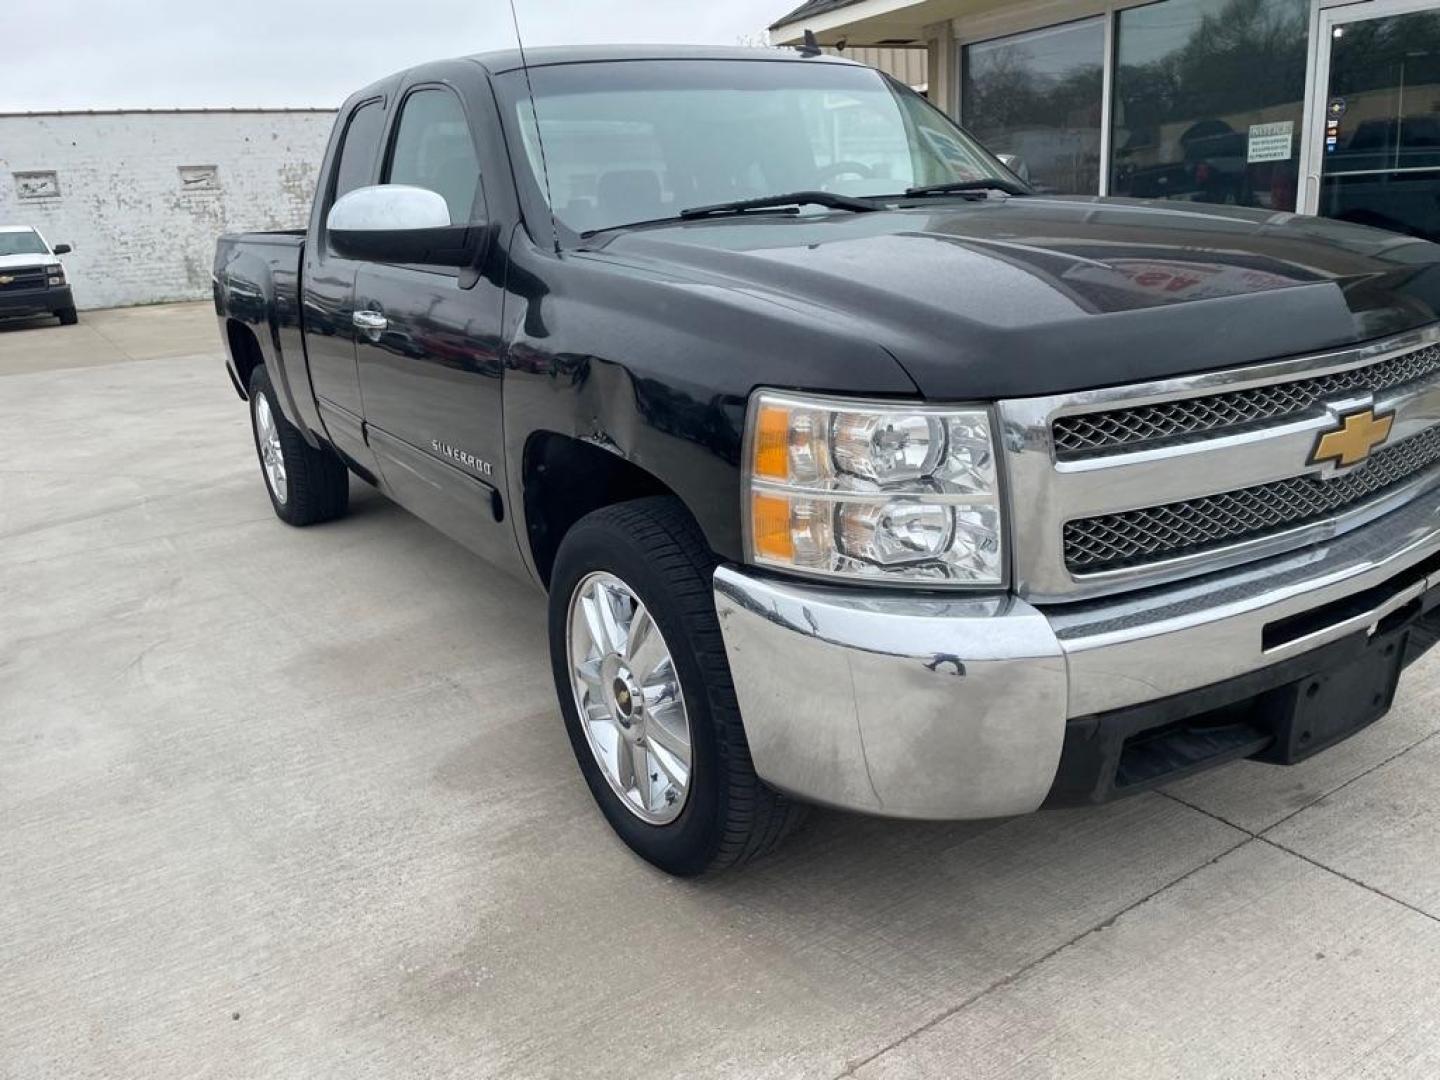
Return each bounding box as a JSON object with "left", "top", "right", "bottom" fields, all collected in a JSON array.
[{"left": 1247, "top": 121, "right": 1294, "bottom": 164}]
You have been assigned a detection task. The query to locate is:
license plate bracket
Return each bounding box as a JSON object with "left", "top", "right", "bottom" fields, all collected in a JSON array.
[{"left": 1256, "top": 628, "right": 1410, "bottom": 765}]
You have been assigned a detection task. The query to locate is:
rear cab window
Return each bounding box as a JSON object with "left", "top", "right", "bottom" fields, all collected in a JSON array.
[
  {"left": 334, "top": 100, "right": 386, "bottom": 200},
  {"left": 324, "top": 99, "right": 386, "bottom": 253}
]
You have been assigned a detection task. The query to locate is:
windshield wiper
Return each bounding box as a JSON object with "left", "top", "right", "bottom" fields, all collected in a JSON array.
[
  {"left": 679, "top": 191, "right": 881, "bottom": 220},
  {"left": 578, "top": 191, "right": 881, "bottom": 240},
  {"left": 903, "top": 179, "right": 1031, "bottom": 198}
]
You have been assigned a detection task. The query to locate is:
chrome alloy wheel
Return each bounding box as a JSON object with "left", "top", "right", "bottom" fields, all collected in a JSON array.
[
  {"left": 567, "top": 571, "right": 692, "bottom": 824},
  {"left": 254, "top": 392, "right": 288, "bottom": 504}
]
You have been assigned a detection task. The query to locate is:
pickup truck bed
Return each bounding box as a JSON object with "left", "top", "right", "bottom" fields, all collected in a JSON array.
[{"left": 214, "top": 233, "right": 320, "bottom": 436}]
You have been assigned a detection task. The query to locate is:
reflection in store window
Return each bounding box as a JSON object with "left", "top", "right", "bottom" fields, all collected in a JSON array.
[
  {"left": 963, "top": 19, "right": 1104, "bottom": 195},
  {"left": 1321, "top": 11, "right": 1440, "bottom": 241},
  {"left": 1110, "top": 0, "right": 1308, "bottom": 211}
]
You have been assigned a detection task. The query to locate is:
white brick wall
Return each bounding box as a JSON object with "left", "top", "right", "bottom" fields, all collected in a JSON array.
[{"left": 0, "top": 110, "right": 336, "bottom": 310}]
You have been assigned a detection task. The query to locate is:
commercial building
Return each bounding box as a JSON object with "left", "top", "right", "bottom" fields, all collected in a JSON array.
[
  {"left": 771, "top": 0, "right": 1440, "bottom": 241},
  {"left": 828, "top": 45, "right": 929, "bottom": 91},
  {"left": 0, "top": 110, "right": 334, "bottom": 309}
]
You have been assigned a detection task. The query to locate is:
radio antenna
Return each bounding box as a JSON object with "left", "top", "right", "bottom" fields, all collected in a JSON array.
[{"left": 508, "top": 0, "right": 561, "bottom": 254}]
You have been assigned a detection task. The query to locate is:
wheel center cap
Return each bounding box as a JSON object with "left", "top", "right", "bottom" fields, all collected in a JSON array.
[
  {"left": 613, "top": 678, "right": 634, "bottom": 716},
  {"left": 606, "top": 662, "right": 643, "bottom": 737}
]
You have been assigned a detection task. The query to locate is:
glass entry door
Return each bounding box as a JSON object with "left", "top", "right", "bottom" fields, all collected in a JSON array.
[{"left": 1306, "top": 0, "right": 1440, "bottom": 239}]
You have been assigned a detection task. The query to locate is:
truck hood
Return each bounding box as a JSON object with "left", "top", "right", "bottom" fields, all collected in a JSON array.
[
  {"left": 0, "top": 252, "right": 60, "bottom": 271},
  {"left": 589, "top": 197, "right": 1440, "bottom": 399}
]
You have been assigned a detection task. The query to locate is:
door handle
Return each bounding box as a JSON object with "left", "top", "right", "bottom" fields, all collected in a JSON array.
[{"left": 353, "top": 309, "right": 388, "bottom": 338}]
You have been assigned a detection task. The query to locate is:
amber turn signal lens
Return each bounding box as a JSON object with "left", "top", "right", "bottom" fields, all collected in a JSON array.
[
  {"left": 753, "top": 403, "right": 792, "bottom": 481},
  {"left": 750, "top": 492, "right": 795, "bottom": 561}
]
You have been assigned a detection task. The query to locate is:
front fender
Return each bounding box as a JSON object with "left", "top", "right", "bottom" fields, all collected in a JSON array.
[
  {"left": 498, "top": 240, "right": 919, "bottom": 566},
  {"left": 505, "top": 360, "right": 746, "bottom": 567}
]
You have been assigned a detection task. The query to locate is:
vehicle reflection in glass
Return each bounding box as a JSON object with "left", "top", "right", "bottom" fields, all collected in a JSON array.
[
  {"left": 1321, "top": 10, "right": 1440, "bottom": 242},
  {"left": 1110, "top": 0, "right": 1308, "bottom": 212}
]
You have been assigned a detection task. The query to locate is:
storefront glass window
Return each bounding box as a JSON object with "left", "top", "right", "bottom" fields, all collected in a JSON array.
[
  {"left": 1111, "top": 0, "right": 1309, "bottom": 211},
  {"left": 962, "top": 19, "right": 1105, "bottom": 195},
  {"left": 1321, "top": 11, "right": 1440, "bottom": 240}
]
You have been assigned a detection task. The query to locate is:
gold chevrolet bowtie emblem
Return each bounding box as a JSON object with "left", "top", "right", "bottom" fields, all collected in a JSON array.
[
  {"left": 1310, "top": 408, "right": 1394, "bottom": 469},
  {"left": 0, "top": 275, "right": 13, "bottom": 286}
]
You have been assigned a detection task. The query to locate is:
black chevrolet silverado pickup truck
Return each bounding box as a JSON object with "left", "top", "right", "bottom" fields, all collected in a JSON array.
[{"left": 215, "top": 45, "right": 1440, "bottom": 874}]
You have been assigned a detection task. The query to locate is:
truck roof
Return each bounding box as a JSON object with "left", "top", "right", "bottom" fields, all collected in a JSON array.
[
  {"left": 467, "top": 43, "right": 855, "bottom": 75},
  {"left": 0, "top": 225, "right": 39, "bottom": 234},
  {"left": 341, "top": 45, "right": 858, "bottom": 110}
]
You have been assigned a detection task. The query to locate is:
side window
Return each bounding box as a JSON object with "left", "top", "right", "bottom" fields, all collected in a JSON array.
[
  {"left": 386, "top": 88, "right": 482, "bottom": 224},
  {"left": 332, "top": 100, "right": 385, "bottom": 203}
]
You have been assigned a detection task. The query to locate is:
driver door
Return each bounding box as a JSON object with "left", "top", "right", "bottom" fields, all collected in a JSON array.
[{"left": 353, "top": 78, "right": 512, "bottom": 567}]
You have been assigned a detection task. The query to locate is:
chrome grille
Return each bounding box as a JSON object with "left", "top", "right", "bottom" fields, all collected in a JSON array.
[
  {"left": 1064, "top": 425, "right": 1440, "bottom": 574},
  {"left": 1053, "top": 344, "right": 1440, "bottom": 459}
]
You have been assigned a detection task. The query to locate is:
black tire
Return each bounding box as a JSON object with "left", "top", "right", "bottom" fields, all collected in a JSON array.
[
  {"left": 247, "top": 365, "right": 349, "bottom": 526},
  {"left": 548, "top": 497, "right": 806, "bottom": 876},
  {"left": 57, "top": 307, "right": 78, "bottom": 326}
]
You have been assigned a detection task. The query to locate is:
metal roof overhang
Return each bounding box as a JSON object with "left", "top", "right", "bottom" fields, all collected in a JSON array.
[{"left": 769, "top": 0, "right": 979, "bottom": 45}]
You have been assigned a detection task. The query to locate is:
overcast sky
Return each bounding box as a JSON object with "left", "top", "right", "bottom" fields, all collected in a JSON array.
[{"left": 2, "top": 0, "right": 789, "bottom": 112}]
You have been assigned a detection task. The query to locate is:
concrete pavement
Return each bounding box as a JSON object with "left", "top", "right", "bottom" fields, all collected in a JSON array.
[{"left": 2, "top": 303, "right": 1438, "bottom": 1079}]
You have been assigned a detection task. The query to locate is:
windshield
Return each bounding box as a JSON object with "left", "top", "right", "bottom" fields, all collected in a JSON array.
[
  {"left": 0, "top": 230, "right": 49, "bottom": 257},
  {"left": 505, "top": 59, "right": 1011, "bottom": 237}
]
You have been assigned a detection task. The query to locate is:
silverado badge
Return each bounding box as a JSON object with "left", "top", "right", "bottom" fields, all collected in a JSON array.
[
  {"left": 0, "top": 275, "right": 13, "bottom": 286},
  {"left": 1309, "top": 407, "right": 1394, "bottom": 470},
  {"left": 431, "top": 439, "right": 494, "bottom": 476}
]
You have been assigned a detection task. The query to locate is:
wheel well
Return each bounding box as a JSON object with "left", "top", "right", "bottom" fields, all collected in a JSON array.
[
  {"left": 523, "top": 433, "right": 676, "bottom": 588},
  {"left": 226, "top": 319, "right": 263, "bottom": 398}
]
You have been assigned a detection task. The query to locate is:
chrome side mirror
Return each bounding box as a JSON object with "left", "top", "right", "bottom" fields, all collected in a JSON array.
[
  {"left": 327, "top": 184, "right": 451, "bottom": 233},
  {"left": 326, "top": 185, "right": 475, "bottom": 266}
]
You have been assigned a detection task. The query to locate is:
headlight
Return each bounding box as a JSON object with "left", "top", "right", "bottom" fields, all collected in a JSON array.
[
  {"left": 47, "top": 264, "right": 65, "bottom": 286},
  {"left": 743, "top": 391, "right": 1005, "bottom": 586}
]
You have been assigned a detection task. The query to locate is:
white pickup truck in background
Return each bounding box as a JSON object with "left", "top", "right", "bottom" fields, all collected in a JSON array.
[{"left": 0, "top": 225, "right": 75, "bottom": 326}]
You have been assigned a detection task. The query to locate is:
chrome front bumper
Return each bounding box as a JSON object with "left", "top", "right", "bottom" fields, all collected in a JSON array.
[{"left": 713, "top": 492, "right": 1440, "bottom": 820}]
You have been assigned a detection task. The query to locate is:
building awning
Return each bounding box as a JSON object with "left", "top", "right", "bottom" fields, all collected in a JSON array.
[
  {"left": 769, "top": 0, "right": 960, "bottom": 45},
  {"left": 769, "top": 0, "right": 863, "bottom": 30}
]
